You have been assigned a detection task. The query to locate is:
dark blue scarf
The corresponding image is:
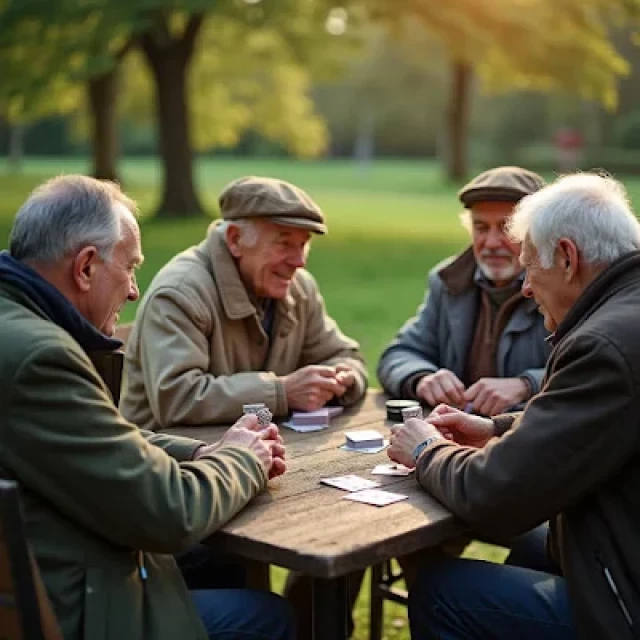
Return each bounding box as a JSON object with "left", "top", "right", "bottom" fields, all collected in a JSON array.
[{"left": 0, "top": 250, "right": 122, "bottom": 353}]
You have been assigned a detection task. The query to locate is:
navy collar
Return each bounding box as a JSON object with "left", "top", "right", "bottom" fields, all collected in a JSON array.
[{"left": 0, "top": 251, "right": 122, "bottom": 354}]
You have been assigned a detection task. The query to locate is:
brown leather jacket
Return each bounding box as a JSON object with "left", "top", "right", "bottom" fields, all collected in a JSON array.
[{"left": 417, "top": 251, "right": 640, "bottom": 640}]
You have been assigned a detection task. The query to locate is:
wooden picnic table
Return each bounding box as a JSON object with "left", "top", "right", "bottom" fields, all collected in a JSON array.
[{"left": 166, "top": 390, "right": 464, "bottom": 640}]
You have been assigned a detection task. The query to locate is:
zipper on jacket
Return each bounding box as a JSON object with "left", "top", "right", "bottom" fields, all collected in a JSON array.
[
  {"left": 137, "top": 550, "right": 148, "bottom": 581},
  {"left": 596, "top": 552, "right": 633, "bottom": 628}
]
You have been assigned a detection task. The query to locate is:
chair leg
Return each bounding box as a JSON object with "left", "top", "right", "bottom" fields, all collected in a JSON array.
[{"left": 369, "top": 564, "right": 384, "bottom": 640}]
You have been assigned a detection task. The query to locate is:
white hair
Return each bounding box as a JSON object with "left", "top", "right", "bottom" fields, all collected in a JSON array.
[
  {"left": 9, "top": 175, "right": 136, "bottom": 264},
  {"left": 508, "top": 173, "right": 640, "bottom": 269},
  {"left": 459, "top": 210, "right": 472, "bottom": 233},
  {"left": 218, "top": 219, "right": 260, "bottom": 248}
]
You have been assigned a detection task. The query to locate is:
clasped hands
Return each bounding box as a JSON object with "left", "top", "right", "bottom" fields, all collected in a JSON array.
[
  {"left": 416, "top": 369, "right": 529, "bottom": 416},
  {"left": 193, "top": 413, "right": 286, "bottom": 480},
  {"left": 388, "top": 404, "right": 495, "bottom": 469},
  {"left": 280, "top": 363, "right": 357, "bottom": 412}
]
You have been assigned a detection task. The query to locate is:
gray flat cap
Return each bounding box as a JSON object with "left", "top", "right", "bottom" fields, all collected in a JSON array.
[
  {"left": 219, "top": 176, "right": 327, "bottom": 234},
  {"left": 458, "top": 166, "right": 545, "bottom": 208}
]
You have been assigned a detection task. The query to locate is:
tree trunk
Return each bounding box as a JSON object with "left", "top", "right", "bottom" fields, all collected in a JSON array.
[
  {"left": 445, "top": 60, "right": 473, "bottom": 182},
  {"left": 88, "top": 67, "right": 120, "bottom": 182},
  {"left": 140, "top": 15, "right": 204, "bottom": 218},
  {"left": 8, "top": 123, "right": 24, "bottom": 171}
]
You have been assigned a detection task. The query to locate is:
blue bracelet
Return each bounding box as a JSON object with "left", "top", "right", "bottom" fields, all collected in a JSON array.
[{"left": 412, "top": 435, "right": 443, "bottom": 462}]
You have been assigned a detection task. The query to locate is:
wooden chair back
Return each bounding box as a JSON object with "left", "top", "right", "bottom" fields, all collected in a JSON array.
[
  {"left": 114, "top": 322, "right": 134, "bottom": 347},
  {"left": 0, "top": 479, "right": 63, "bottom": 640}
]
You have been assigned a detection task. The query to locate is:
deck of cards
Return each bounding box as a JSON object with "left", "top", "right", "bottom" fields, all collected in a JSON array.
[
  {"left": 401, "top": 405, "right": 423, "bottom": 421},
  {"left": 282, "top": 407, "right": 344, "bottom": 433},
  {"left": 343, "top": 430, "right": 386, "bottom": 451}
]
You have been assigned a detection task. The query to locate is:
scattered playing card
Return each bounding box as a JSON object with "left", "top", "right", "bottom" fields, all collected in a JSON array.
[
  {"left": 320, "top": 475, "right": 380, "bottom": 492},
  {"left": 371, "top": 463, "right": 414, "bottom": 476},
  {"left": 343, "top": 488, "right": 409, "bottom": 507}
]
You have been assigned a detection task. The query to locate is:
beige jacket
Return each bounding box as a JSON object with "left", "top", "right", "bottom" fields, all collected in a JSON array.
[{"left": 121, "top": 222, "right": 367, "bottom": 429}]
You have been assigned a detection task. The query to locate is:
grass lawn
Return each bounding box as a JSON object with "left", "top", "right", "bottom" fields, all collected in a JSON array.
[{"left": 2, "top": 156, "right": 638, "bottom": 638}]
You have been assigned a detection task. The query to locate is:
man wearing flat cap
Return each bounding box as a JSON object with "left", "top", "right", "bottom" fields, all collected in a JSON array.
[
  {"left": 378, "top": 166, "right": 551, "bottom": 416},
  {"left": 121, "top": 175, "right": 367, "bottom": 428}
]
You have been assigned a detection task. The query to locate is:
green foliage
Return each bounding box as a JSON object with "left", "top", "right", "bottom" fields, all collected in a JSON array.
[
  {"left": 613, "top": 110, "right": 640, "bottom": 149},
  {"left": 0, "top": 0, "right": 356, "bottom": 159},
  {"left": 377, "top": 0, "right": 639, "bottom": 109}
]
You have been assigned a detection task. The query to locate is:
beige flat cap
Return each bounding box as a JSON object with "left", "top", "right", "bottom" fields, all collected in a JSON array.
[
  {"left": 458, "top": 166, "right": 545, "bottom": 208},
  {"left": 219, "top": 176, "right": 327, "bottom": 234}
]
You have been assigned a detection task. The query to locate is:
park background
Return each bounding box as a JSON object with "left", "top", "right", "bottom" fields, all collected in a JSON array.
[{"left": 4, "top": 1, "right": 640, "bottom": 637}]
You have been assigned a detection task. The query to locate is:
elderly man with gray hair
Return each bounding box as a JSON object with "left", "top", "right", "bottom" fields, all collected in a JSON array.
[
  {"left": 120, "top": 175, "right": 367, "bottom": 428},
  {"left": 0, "top": 175, "right": 293, "bottom": 640},
  {"left": 388, "top": 173, "right": 640, "bottom": 640}
]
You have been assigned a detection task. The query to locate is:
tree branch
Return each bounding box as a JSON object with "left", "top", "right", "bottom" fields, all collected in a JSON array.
[{"left": 179, "top": 13, "right": 205, "bottom": 61}]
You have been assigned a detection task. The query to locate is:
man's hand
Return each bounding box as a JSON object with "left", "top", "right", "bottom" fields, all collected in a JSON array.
[
  {"left": 427, "top": 404, "right": 495, "bottom": 448},
  {"left": 463, "top": 377, "right": 529, "bottom": 416},
  {"left": 334, "top": 363, "right": 357, "bottom": 396},
  {"left": 388, "top": 418, "right": 443, "bottom": 469},
  {"left": 415, "top": 369, "right": 465, "bottom": 408},
  {"left": 194, "top": 414, "right": 286, "bottom": 479},
  {"left": 280, "top": 365, "right": 347, "bottom": 411}
]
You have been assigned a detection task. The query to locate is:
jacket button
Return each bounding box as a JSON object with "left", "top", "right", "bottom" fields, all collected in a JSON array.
[{"left": 86, "top": 586, "right": 95, "bottom": 595}]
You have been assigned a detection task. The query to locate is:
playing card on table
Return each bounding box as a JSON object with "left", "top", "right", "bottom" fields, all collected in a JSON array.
[
  {"left": 343, "top": 488, "right": 409, "bottom": 506},
  {"left": 371, "top": 463, "right": 414, "bottom": 477},
  {"left": 320, "top": 475, "right": 380, "bottom": 492}
]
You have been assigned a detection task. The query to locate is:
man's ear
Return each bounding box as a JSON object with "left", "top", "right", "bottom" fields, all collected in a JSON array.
[
  {"left": 557, "top": 238, "right": 579, "bottom": 281},
  {"left": 225, "top": 223, "right": 243, "bottom": 258},
  {"left": 71, "top": 246, "right": 100, "bottom": 292}
]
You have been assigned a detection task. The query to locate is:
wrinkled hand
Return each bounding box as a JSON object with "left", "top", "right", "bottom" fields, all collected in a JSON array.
[
  {"left": 427, "top": 404, "right": 494, "bottom": 448},
  {"left": 463, "top": 377, "right": 529, "bottom": 416},
  {"left": 388, "top": 418, "right": 442, "bottom": 469},
  {"left": 280, "top": 365, "right": 346, "bottom": 411},
  {"left": 194, "top": 414, "right": 286, "bottom": 479},
  {"left": 416, "top": 369, "right": 465, "bottom": 408},
  {"left": 334, "top": 363, "right": 357, "bottom": 395}
]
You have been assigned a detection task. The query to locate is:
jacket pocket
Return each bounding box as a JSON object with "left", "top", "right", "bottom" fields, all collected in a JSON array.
[
  {"left": 595, "top": 551, "right": 636, "bottom": 631},
  {"left": 83, "top": 567, "right": 107, "bottom": 640}
]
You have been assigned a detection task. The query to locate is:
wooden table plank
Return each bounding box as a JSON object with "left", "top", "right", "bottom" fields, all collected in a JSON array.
[{"left": 165, "top": 391, "right": 464, "bottom": 579}]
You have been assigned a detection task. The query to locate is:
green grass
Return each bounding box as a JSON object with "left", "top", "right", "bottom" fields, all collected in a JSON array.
[
  {"left": 2, "top": 156, "right": 637, "bottom": 638},
  {"left": 0, "top": 157, "right": 469, "bottom": 369}
]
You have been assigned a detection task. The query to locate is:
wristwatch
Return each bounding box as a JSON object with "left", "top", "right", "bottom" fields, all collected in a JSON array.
[{"left": 412, "top": 434, "right": 444, "bottom": 463}]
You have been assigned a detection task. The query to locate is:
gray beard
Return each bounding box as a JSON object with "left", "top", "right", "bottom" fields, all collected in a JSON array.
[{"left": 477, "top": 260, "right": 520, "bottom": 285}]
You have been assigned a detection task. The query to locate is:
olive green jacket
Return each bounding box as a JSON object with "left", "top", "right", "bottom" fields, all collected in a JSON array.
[{"left": 0, "top": 281, "right": 267, "bottom": 640}]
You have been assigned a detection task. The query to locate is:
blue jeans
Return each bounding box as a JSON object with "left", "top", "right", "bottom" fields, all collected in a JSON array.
[
  {"left": 191, "top": 588, "right": 295, "bottom": 640},
  {"left": 502, "top": 525, "right": 558, "bottom": 574},
  {"left": 409, "top": 524, "right": 577, "bottom": 640}
]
